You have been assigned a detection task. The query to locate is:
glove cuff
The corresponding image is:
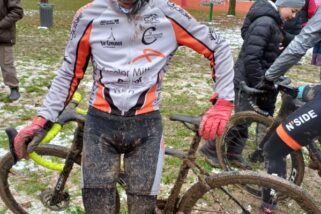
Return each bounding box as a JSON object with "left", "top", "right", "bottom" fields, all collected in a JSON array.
[
  {"left": 209, "top": 92, "right": 219, "bottom": 105},
  {"left": 216, "top": 99, "right": 234, "bottom": 108},
  {"left": 32, "top": 116, "right": 53, "bottom": 130},
  {"left": 297, "top": 86, "right": 305, "bottom": 99}
]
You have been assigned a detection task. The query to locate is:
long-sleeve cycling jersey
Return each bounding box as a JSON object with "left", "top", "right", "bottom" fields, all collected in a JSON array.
[
  {"left": 265, "top": 7, "right": 321, "bottom": 81},
  {"left": 38, "top": 0, "right": 234, "bottom": 121}
]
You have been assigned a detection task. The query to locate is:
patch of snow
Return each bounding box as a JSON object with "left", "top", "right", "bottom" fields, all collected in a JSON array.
[
  {"left": 23, "top": 10, "right": 38, "bottom": 17},
  {"left": 0, "top": 148, "right": 8, "bottom": 158}
]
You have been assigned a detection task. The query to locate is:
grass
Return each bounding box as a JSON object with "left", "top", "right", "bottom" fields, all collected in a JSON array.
[
  {"left": 0, "top": 1, "right": 220, "bottom": 210},
  {"left": 2, "top": 0, "right": 321, "bottom": 213},
  {"left": 0, "top": 1, "right": 258, "bottom": 212},
  {"left": 21, "top": 0, "right": 91, "bottom": 11}
]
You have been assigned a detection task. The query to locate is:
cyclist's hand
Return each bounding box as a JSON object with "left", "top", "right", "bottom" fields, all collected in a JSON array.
[
  {"left": 13, "top": 117, "right": 48, "bottom": 159},
  {"left": 199, "top": 99, "right": 234, "bottom": 141}
]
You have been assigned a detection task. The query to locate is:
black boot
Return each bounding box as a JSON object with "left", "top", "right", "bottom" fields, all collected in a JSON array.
[
  {"left": 199, "top": 140, "right": 221, "bottom": 168},
  {"left": 9, "top": 87, "right": 20, "bottom": 101}
]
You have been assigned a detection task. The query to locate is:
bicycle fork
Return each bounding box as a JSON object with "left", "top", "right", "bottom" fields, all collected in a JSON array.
[{"left": 45, "top": 124, "right": 84, "bottom": 208}]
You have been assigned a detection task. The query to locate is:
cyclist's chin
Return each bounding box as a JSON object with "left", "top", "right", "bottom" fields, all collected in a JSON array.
[{"left": 117, "top": 0, "right": 136, "bottom": 8}]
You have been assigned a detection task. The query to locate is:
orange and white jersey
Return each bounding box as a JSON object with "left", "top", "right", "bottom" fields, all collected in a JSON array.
[{"left": 38, "top": 0, "right": 234, "bottom": 120}]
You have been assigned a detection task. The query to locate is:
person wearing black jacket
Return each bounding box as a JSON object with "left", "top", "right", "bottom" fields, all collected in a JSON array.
[
  {"left": 279, "top": 0, "right": 308, "bottom": 48},
  {"left": 200, "top": 0, "right": 305, "bottom": 169},
  {"left": 0, "top": 0, "right": 23, "bottom": 101}
]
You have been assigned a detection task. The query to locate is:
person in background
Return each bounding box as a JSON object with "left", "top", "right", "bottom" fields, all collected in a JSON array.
[
  {"left": 307, "top": 0, "right": 321, "bottom": 78},
  {"left": 10, "top": 0, "right": 235, "bottom": 212},
  {"left": 200, "top": 0, "right": 304, "bottom": 168},
  {"left": 259, "top": 7, "right": 321, "bottom": 214},
  {"left": 0, "top": 0, "right": 23, "bottom": 101},
  {"left": 281, "top": 0, "right": 307, "bottom": 46}
]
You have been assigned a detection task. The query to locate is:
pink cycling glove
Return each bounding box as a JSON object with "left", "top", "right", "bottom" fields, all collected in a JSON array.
[
  {"left": 14, "top": 117, "right": 48, "bottom": 159},
  {"left": 199, "top": 98, "right": 234, "bottom": 141}
]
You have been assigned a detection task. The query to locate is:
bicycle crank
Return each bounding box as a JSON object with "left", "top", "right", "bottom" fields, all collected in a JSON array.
[{"left": 40, "top": 188, "right": 70, "bottom": 211}]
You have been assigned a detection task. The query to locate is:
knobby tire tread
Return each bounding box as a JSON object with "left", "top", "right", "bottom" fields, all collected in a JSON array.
[{"left": 178, "top": 171, "right": 320, "bottom": 214}]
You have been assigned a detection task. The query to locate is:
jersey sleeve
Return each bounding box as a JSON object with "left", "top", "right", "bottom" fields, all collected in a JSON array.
[
  {"left": 38, "top": 4, "right": 94, "bottom": 122},
  {"left": 265, "top": 7, "right": 321, "bottom": 81},
  {"left": 156, "top": 0, "right": 235, "bottom": 101}
]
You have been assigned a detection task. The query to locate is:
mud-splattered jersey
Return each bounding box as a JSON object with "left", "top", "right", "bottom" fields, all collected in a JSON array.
[{"left": 38, "top": 0, "right": 235, "bottom": 121}]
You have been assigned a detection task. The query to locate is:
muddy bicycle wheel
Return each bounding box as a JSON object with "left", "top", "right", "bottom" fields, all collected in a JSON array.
[
  {"left": 178, "top": 171, "right": 320, "bottom": 213},
  {"left": 307, "top": 138, "right": 321, "bottom": 172},
  {"left": 216, "top": 111, "right": 305, "bottom": 186},
  {"left": 0, "top": 145, "right": 120, "bottom": 214}
]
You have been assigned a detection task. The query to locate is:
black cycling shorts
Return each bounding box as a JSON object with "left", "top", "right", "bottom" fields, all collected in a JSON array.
[
  {"left": 82, "top": 107, "right": 165, "bottom": 196},
  {"left": 276, "top": 94, "right": 321, "bottom": 150}
]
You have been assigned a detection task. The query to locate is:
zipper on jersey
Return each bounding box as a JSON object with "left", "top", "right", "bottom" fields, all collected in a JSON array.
[{"left": 121, "top": 18, "right": 135, "bottom": 116}]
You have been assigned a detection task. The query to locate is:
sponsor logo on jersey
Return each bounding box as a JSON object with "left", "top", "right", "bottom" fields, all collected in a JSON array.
[
  {"left": 100, "top": 19, "right": 120, "bottom": 25},
  {"left": 167, "top": 2, "right": 191, "bottom": 20},
  {"left": 143, "top": 14, "right": 160, "bottom": 25},
  {"left": 142, "top": 27, "right": 163, "bottom": 45},
  {"left": 101, "top": 28, "right": 123, "bottom": 48},
  {"left": 116, "top": 76, "right": 143, "bottom": 85},
  {"left": 285, "top": 110, "right": 318, "bottom": 131},
  {"left": 129, "top": 49, "right": 165, "bottom": 64}
]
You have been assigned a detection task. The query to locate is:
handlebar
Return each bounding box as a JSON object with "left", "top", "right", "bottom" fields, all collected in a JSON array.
[
  {"left": 5, "top": 91, "right": 87, "bottom": 170},
  {"left": 240, "top": 77, "right": 295, "bottom": 96},
  {"left": 56, "top": 92, "right": 86, "bottom": 125},
  {"left": 239, "top": 77, "right": 298, "bottom": 116},
  {"left": 239, "top": 82, "right": 265, "bottom": 95}
]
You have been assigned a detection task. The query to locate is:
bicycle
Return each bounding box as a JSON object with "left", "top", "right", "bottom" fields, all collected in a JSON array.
[
  {"left": 0, "top": 92, "right": 320, "bottom": 213},
  {"left": 216, "top": 78, "right": 321, "bottom": 185}
]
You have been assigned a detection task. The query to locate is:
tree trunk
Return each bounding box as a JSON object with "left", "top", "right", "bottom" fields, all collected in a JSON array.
[{"left": 227, "top": 0, "right": 236, "bottom": 16}]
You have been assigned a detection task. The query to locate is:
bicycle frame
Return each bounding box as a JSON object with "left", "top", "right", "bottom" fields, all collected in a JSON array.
[
  {"left": 12, "top": 91, "right": 253, "bottom": 212},
  {"left": 162, "top": 115, "right": 248, "bottom": 213}
]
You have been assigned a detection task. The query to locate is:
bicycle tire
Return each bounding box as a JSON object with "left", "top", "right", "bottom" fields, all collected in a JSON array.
[
  {"left": 0, "top": 145, "right": 120, "bottom": 214},
  {"left": 178, "top": 171, "right": 321, "bottom": 213},
  {"left": 307, "top": 138, "right": 321, "bottom": 171},
  {"left": 216, "top": 111, "right": 305, "bottom": 186}
]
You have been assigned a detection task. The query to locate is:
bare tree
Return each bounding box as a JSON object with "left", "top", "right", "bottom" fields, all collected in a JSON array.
[{"left": 227, "top": 0, "right": 236, "bottom": 15}]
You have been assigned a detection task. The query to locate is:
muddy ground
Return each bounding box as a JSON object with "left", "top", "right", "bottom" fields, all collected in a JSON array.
[{"left": 0, "top": 3, "right": 321, "bottom": 213}]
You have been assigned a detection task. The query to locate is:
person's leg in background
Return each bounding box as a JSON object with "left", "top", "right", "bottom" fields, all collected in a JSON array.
[
  {"left": 262, "top": 96, "right": 321, "bottom": 212},
  {"left": 311, "top": 41, "right": 321, "bottom": 80},
  {"left": 0, "top": 45, "right": 20, "bottom": 101}
]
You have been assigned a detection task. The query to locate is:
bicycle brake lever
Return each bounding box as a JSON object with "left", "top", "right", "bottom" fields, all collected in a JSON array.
[
  {"left": 239, "top": 81, "right": 265, "bottom": 95},
  {"left": 5, "top": 128, "right": 18, "bottom": 164}
]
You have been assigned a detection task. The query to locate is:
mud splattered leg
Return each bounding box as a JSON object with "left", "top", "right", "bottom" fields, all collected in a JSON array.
[
  {"left": 127, "top": 193, "right": 157, "bottom": 214},
  {"left": 82, "top": 187, "right": 117, "bottom": 214}
]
